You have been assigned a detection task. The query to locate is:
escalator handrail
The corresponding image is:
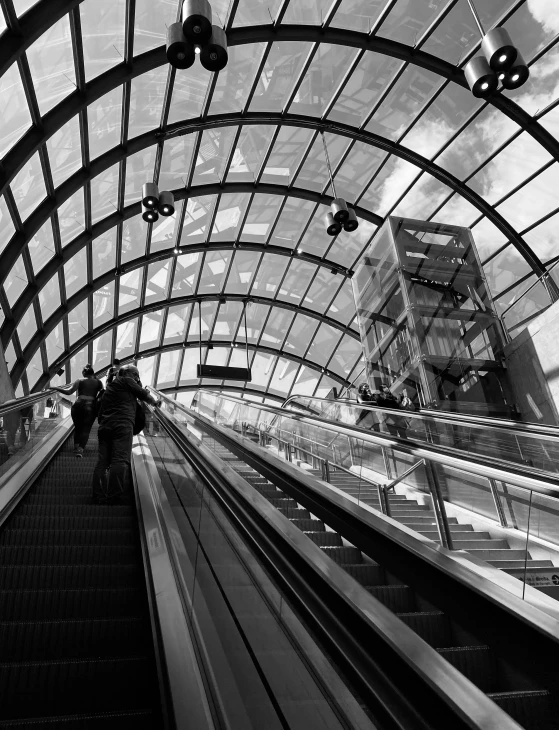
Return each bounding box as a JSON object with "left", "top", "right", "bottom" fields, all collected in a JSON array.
[
  {"left": 282, "top": 394, "right": 559, "bottom": 440},
  {"left": 154, "top": 388, "right": 559, "bottom": 501},
  {"left": 0, "top": 389, "right": 57, "bottom": 418},
  {"left": 151, "top": 400, "right": 530, "bottom": 730}
]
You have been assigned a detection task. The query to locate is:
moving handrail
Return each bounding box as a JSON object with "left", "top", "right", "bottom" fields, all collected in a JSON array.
[{"left": 0, "top": 389, "right": 57, "bottom": 417}]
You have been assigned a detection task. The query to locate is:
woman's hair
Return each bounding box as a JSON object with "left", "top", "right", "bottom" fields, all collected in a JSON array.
[
  {"left": 82, "top": 364, "right": 95, "bottom": 377},
  {"left": 113, "top": 358, "right": 121, "bottom": 366}
]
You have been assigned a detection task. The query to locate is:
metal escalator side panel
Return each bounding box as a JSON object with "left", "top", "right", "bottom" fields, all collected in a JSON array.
[{"left": 130, "top": 433, "right": 217, "bottom": 730}]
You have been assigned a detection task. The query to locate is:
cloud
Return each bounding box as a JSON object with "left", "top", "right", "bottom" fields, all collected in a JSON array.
[{"left": 527, "top": 0, "right": 559, "bottom": 35}]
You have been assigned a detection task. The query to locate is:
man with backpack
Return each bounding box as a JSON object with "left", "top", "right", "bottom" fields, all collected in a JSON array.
[{"left": 91, "top": 364, "right": 160, "bottom": 505}]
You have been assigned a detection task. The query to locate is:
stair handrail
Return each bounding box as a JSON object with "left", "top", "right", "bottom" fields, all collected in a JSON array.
[
  {"left": 281, "top": 394, "right": 559, "bottom": 440},
  {"left": 153, "top": 388, "right": 559, "bottom": 502}
]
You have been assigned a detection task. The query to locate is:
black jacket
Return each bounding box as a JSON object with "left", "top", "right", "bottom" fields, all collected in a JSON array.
[{"left": 98, "top": 376, "right": 156, "bottom": 426}]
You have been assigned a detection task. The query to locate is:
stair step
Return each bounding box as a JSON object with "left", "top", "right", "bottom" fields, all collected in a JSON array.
[
  {"left": 0, "top": 530, "right": 136, "bottom": 547},
  {"left": 322, "top": 546, "right": 362, "bottom": 565},
  {"left": 0, "top": 618, "right": 145, "bottom": 662},
  {"left": 0, "top": 565, "right": 142, "bottom": 591},
  {"left": 397, "top": 612, "right": 450, "bottom": 648},
  {"left": 9, "top": 516, "right": 136, "bottom": 531},
  {"left": 438, "top": 646, "right": 496, "bottom": 692},
  {"left": 278, "top": 507, "right": 310, "bottom": 520},
  {"left": 0, "top": 546, "right": 137, "bottom": 566},
  {"left": 341, "top": 564, "right": 383, "bottom": 586},
  {"left": 0, "top": 709, "right": 155, "bottom": 729},
  {"left": 0, "top": 588, "right": 146, "bottom": 622},
  {"left": 417, "top": 530, "right": 484, "bottom": 540},
  {"left": 304, "top": 532, "right": 342, "bottom": 547},
  {"left": 290, "top": 518, "right": 325, "bottom": 532},
  {"left": 466, "top": 549, "right": 526, "bottom": 561},
  {"left": 453, "top": 540, "right": 511, "bottom": 551},
  {"left": 488, "top": 689, "right": 558, "bottom": 730},
  {"left": 495, "top": 560, "right": 554, "bottom": 570},
  {"left": 0, "top": 656, "right": 153, "bottom": 720},
  {"left": 366, "top": 585, "right": 415, "bottom": 613}
]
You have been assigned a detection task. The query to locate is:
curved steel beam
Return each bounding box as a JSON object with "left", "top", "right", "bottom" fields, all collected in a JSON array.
[
  {"left": 1, "top": 23, "right": 558, "bottom": 202},
  {"left": 157, "top": 384, "right": 287, "bottom": 404},
  {"left": 13, "top": 292, "right": 359, "bottom": 385},
  {"left": 0, "top": 113, "right": 552, "bottom": 314},
  {"left": 30, "top": 340, "right": 351, "bottom": 393},
  {"left": 3, "top": 236, "right": 355, "bottom": 345}
]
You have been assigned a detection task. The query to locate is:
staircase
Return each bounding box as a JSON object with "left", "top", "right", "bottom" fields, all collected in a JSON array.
[
  {"left": 0, "top": 428, "right": 162, "bottom": 727},
  {"left": 307, "top": 467, "right": 558, "bottom": 589},
  {"left": 204, "top": 434, "right": 559, "bottom": 730}
]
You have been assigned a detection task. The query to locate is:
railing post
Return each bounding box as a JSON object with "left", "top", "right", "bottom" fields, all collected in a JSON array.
[
  {"left": 488, "top": 478, "right": 508, "bottom": 527},
  {"left": 376, "top": 484, "right": 390, "bottom": 516},
  {"left": 322, "top": 459, "right": 330, "bottom": 483},
  {"left": 425, "top": 461, "right": 454, "bottom": 550},
  {"left": 381, "top": 446, "right": 392, "bottom": 480}
]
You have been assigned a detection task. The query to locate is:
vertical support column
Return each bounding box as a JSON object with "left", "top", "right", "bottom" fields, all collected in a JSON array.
[
  {"left": 0, "top": 341, "right": 15, "bottom": 404},
  {"left": 425, "top": 461, "right": 454, "bottom": 550}
]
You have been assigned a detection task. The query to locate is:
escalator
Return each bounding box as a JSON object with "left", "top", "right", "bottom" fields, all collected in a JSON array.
[{"left": 151, "top": 388, "right": 559, "bottom": 730}]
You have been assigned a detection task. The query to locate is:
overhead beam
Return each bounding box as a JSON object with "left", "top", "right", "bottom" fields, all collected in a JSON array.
[
  {"left": 2, "top": 238, "right": 355, "bottom": 344},
  {"left": 12, "top": 292, "right": 359, "bottom": 386},
  {"left": 157, "top": 385, "right": 288, "bottom": 404},
  {"left": 30, "top": 340, "right": 351, "bottom": 392},
  {"left": 0, "top": 112, "right": 554, "bottom": 315}
]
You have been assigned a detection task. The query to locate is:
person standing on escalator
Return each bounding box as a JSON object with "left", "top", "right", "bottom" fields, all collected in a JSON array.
[
  {"left": 91, "top": 364, "right": 160, "bottom": 505},
  {"left": 52, "top": 364, "right": 104, "bottom": 457}
]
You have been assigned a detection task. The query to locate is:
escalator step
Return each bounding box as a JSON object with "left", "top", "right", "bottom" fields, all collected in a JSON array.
[
  {"left": 304, "top": 532, "right": 342, "bottom": 547},
  {"left": 438, "top": 646, "right": 496, "bottom": 692},
  {"left": 0, "top": 656, "right": 153, "bottom": 720},
  {"left": 323, "top": 546, "right": 362, "bottom": 564},
  {"left": 396, "top": 611, "right": 451, "bottom": 648},
  {"left": 0, "top": 617, "right": 145, "bottom": 662},
  {"left": 16, "top": 505, "right": 134, "bottom": 518},
  {"left": 290, "top": 518, "right": 325, "bottom": 532},
  {"left": 23, "top": 496, "right": 106, "bottom": 506},
  {"left": 488, "top": 690, "right": 559, "bottom": 730},
  {"left": 0, "top": 565, "right": 141, "bottom": 591},
  {"left": 0, "top": 588, "right": 146, "bottom": 622},
  {"left": 366, "top": 585, "right": 415, "bottom": 613},
  {"left": 0, "top": 709, "right": 155, "bottom": 729},
  {"left": 278, "top": 507, "right": 310, "bottom": 519},
  {"left": 0, "top": 546, "right": 137, "bottom": 566},
  {"left": 342, "top": 564, "right": 384, "bottom": 586},
  {"left": 0, "top": 530, "right": 136, "bottom": 547},
  {"left": 9, "top": 516, "right": 136, "bottom": 531}
]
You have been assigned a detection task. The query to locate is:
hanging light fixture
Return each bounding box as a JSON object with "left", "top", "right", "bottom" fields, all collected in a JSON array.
[
  {"left": 182, "top": 0, "right": 213, "bottom": 44},
  {"left": 142, "top": 204, "right": 159, "bottom": 223},
  {"left": 344, "top": 207, "right": 359, "bottom": 232},
  {"left": 463, "top": 0, "right": 528, "bottom": 97},
  {"left": 200, "top": 25, "right": 228, "bottom": 72},
  {"left": 166, "top": 23, "right": 195, "bottom": 69},
  {"left": 142, "top": 182, "right": 159, "bottom": 209},
  {"left": 158, "top": 191, "right": 175, "bottom": 216},
  {"left": 321, "top": 131, "right": 358, "bottom": 235}
]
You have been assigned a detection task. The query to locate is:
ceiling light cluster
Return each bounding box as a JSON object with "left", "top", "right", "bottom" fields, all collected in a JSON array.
[
  {"left": 463, "top": 1, "right": 528, "bottom": 99},
  {"left": 166, "top": 0, "right": 228, "bottom": 73},
  {"left": 320, "top": 131, "right": 359, "bottom": 237},
  {"left": 141, "top": 183, "right": 175, "bottom": 223}
]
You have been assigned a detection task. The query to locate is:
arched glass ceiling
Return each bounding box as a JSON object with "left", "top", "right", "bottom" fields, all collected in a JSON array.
[{"left": 1, "top": 0, "right": 559, "bottom": 399}]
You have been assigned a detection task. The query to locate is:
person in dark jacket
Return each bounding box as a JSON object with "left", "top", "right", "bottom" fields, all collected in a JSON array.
[
  {"left": 91, "top": 364, "right": 160, "bottom": 504},
  {"left": 52, "top": 364, "right": 104, "bottom": 457},
  {"left": 106, "top": 357, "right": 121, "bottom": 385}
]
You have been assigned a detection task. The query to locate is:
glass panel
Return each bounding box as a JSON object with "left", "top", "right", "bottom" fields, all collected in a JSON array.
[
  {"left": 122, "top": 216, "right": 148, "bottom": 264},
  {"left": 167, "top": 66, "right": 211, "bottom": 125},
  {"left": 213, "top": 301, "right": 244, "bottom": 341},
  {"left": 115, "top": 318, "right": 138, "bottom": 360},
  {"left": 270, "top": 199, "right": 314, "bottom": 248},
  {"left": 11, "top": 152, "right": 47, "bottom": 222},
  {"left": 144, "top": 261, "right": 171, "bottom": 305},
  {"left": 306, "top": 323, "right": 342, "bottom": 369},
  {"left": 171, "top": 253, "right": 202, "bottom": 299},
  {"left": 68, "top": 300, "right": 89, "bottom": 347},
  {"left": 227, "top": 127, "right": 277, "bottom": 183},
  {"left": 70, "top": 346, "right": 89, "bottom": 381},
  {"left": 0, "top": 63, "right": 31, "bottom": 158},
  {"left": 241, "top": 194, "right": 282, "bottom": 242},
  {"left": 45, "top": 321, "right": 65, "bottom": 367},
  {"left": 92, "top": 230, "right": 118, "bottom": 280},
  {"left": 25, "top": 349, "right": 43, "bottom": 389},
  {"left": 159, "top": 136, "right": 196, "bottom": 193},
  {"left": 26, "top": 15, "right": 75, "bottom": 115},
  {"left": 81, "top": 0, "right": 126, "bottom": 81},
  {"left": 378, "top": 0, "right": 454, "bottom": 45},
  {"left": 64, "top": 249, "right": 88, "bottom": 301},
  {"left": 17, "top": 306, "right": 36, "bottom": 350},
  {"left": 47, "top": 116, "right": 82, "bottom": 189},
  {"left": 496, "top": 164, "right": 559, "bottom": 233},
  {"left": 277, "top": 259, "right": 316, "bottom": 305},
  {"left": 0, "top": 196, "right": 15, "bottom": 255},
  {"left": 197, "top": 251, "right": 230, "bottom": 294},
  {"left": 250, "top": 42, "right": 313, "bottom": 112},
  {"left": 260, "top": 307, "right": 293, "bottom": 347},
  {"left": 303, "top": 269, "right": 340, "bottom": 314},
  {"left": 119, "top": 268, "right": 143, "bottom": 314},
  {"left": 328, "top": 280, "right": 358, "bottom": 325},
  {"left": 5, "top": 256, "right": 28, "bottom": 308},
  {"left": 28, "top": 219, "right": 56, "bottom": 275},
  {"left": 92, "top": 331, "right": 113, "bottom": 372},
  {"left": 157, "top": 349, "right": 181, "bottom": 388},
  {"left": 137, "top": 354, "right": 156, "bottom": 386},
  {"left": 88, "top": 87, "right": 123, "bottom": 160},
  {"left": 225, "top": 250, "right": 259, "bottom": 295},
  {"left": 139, "top": 311, "right": 163, "bottom": 351},
  {"left": 192, "top": 129, "right": 237, "bottom": 186},
  {"left": 91, "top": 162, "right": 120, "bottom": 225},
  {"left": 134, "top": 0, "right": 178, "bottom": 56},
  {"left": 164, "top": 304, "right": 191, "bottom": 345},
  {"left": 251, "top": 254, "right": 289, "bottom": 297},
  {"left": 93, "top": 282, "right": 115, "bottom": 328},
  {"left": 128, "top": 67, "right": 168, "bottom": 138},
  {"left": 210, "top": 194, "right": 249, "bottom": 241},
  {"left": 261, "top": 126, "right": 314, "bottom": 185},
  {"left": 209, "top": 44, "right": 266, "bottom": 116},
  {"left": 59, "top": 189, "right": 86, "bottom": 247},
  {"left": 39, "top": 274, "right": 62, "bottom": 322},
  {"left": 283, "top": 314, "right": 319, "bottom": 357},
  {"left": 150, "top": 207, "right": 178, "bottom": 253}
]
